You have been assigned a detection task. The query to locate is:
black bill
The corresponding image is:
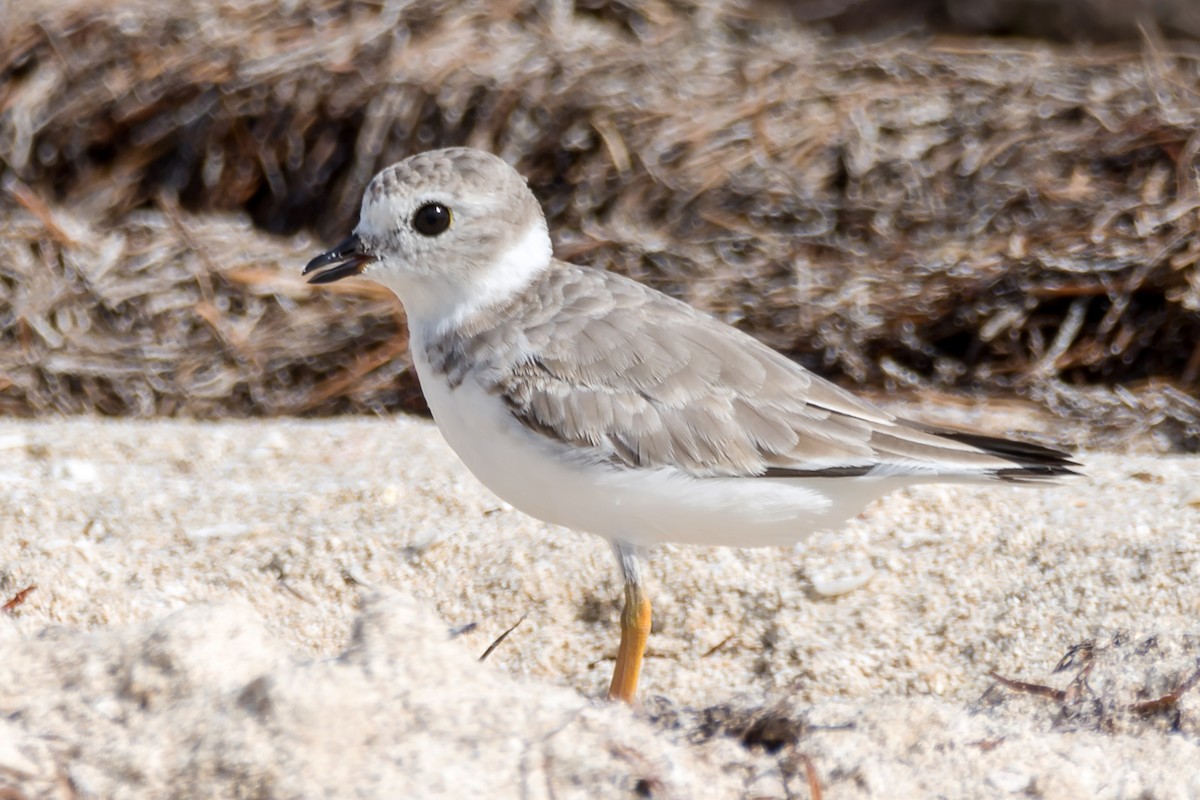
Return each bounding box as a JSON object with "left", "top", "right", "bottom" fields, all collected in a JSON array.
[{"left": 303, "top": 235, "right": 374, "bottom": 284}]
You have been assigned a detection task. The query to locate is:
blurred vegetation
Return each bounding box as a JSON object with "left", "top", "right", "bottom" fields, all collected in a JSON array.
[{"left": 0, "top": 0, "right": 1198, "bottom": 448}]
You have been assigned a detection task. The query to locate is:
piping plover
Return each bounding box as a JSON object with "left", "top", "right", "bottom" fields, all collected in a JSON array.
[{"left": 304, "top": 147, "right": 1076, "bottom": 702}]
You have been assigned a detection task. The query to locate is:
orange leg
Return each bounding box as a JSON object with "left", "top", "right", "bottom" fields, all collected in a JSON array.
[{"left": 607, "top": 579, "right": 651, "bottom": 703}]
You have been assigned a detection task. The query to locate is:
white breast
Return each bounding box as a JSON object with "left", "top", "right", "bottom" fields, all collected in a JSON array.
[{"left": 408, "top": 339, "right": 901, "bottom": 548}]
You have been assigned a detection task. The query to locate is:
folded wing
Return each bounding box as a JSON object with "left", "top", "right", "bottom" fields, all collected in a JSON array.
[{"left": 468, "top": 264, "right": 1075, "bottom": 482}]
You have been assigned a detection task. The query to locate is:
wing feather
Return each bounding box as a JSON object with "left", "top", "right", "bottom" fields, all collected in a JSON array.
[{"left": 435, "top": 262, "right": 1074, "bottom": 480}]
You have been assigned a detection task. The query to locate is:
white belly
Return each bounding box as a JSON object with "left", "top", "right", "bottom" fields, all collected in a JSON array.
[{"left": 410, "top": 348, "right": 902, "bottom": 548}]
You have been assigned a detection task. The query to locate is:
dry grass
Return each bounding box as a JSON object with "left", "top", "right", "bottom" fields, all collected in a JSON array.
[
  {"left": 1, "top": 0, "right": 1198, "bottom": 447},
  {"left": 981, "top": 632, "right": 1200, "bottom": 736},
  {"left": 0, "top": 183, "right": 415, "bottom": 415}
]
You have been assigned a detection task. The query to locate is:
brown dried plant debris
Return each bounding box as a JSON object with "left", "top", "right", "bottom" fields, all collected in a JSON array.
[
  {"left": 0, "top": 187, "right": 416, "bottom": 417},
  {"left": 643, "top": 693, "right": 825, "bottom": 798},
  {"left": 0, "top": 0, "right": 1198, "bottom": 444},
  {"left": 980, "top": 632, "right": 1200, "bottom": 736},
  {"left": 645, "top": 693, "right": 810, "bottom": 753},
  {"left": 1, "top": 585, "right": 36, "bottom": 614},
  {"left": 790, "top": 0, "right": 1200, "bottom": 42}
]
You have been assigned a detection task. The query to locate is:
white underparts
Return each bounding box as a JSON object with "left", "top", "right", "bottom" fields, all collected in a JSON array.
[{"left": 407, "top": 346, "right": 911, "bottom": 548}]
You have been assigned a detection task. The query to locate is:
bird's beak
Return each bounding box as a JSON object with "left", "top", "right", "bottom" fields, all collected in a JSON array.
[{"left": 303, "top": 235, "right": 375, "bottom": 284}]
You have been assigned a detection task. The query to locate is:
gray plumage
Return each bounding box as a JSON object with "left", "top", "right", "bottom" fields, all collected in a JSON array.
[{"left": 424, "top": 259, "right": 1074, "bottom": 483}]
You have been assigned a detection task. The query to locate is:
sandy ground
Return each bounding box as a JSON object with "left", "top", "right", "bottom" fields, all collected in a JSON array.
[{"left": 0, "top": 416, "right": 1198, "bottom": 798}]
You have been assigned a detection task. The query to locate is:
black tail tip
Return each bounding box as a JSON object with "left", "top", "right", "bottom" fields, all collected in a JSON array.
[{"left": 938, "top": 429, "right": 1080, "bottom": 482}]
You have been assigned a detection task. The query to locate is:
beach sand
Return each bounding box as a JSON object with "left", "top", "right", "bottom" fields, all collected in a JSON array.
[{"left": 0, "top": 416, "right": 1197, "bottom": 797}]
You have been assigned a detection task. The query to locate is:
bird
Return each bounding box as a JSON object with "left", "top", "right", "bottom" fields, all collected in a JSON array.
[{"left": 303, "top": 147, "right": 1076, "bottom": 703}]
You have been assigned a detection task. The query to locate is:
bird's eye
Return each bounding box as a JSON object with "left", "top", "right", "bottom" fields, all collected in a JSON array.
[{"left": 412, "top": 203, "right": 452, "bottom": 236}]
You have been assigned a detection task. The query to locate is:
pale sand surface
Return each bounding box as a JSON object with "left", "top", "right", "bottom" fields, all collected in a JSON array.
[{"left": 0, "top": 416, "right": 1198, "bottom": 797}]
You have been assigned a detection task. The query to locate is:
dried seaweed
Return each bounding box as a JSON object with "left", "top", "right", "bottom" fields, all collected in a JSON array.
[
  {"left": 980, "top": 632, "right": 1200, "bottom": 736},
  {"left": 790, "top": 0, "right": 1200, "bottom": 42},
  {"left": 0, "top": 0, "right": 1198, "bottom": 447},
  {"left": 0, "top": 186, "right": 416, "bottom": 416}
]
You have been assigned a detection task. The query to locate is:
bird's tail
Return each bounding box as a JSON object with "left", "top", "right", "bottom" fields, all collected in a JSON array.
[{"left": 917, "top": 426, "right": 1080, "bottom": 483}]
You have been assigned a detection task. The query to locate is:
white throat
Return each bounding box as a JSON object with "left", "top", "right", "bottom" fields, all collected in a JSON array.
[{"left": 374, "top": 222, "right": 552, "bottom": 339}]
